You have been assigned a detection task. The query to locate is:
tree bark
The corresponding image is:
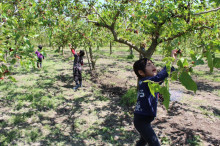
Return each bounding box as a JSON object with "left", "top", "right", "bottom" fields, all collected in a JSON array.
[
  {"left": 85, "top": 47, "right": 92, "bottom": 71},
  {"left": 89, "top": 45, "right": 95, "bottom": 70},
  {"left": 110, "top": 41, "right": 112, "bottom": 55},
  {"left": 145, "top": 38, "right": 158, "bottom": 59},
  {"left": 129, "top": 46, "right": 133, "bottom": 56}
]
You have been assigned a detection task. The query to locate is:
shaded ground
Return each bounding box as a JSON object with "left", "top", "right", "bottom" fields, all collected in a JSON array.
[{"left": 0, "top": 47, "right": 219, "bottom": 145}]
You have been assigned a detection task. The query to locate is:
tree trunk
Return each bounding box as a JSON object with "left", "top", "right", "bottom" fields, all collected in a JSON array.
[
  {"left": 62, "top": 47, "right": 64, "bottom": 55},
  {"left": 85, "top": 46, "right": 92, "bottom": 71},
  {"left": 145, "top": 38, "right": 158, "bottom": 59},
  {"left": 129, "top": 46, "right": 133, "bottom": 55},
  {"left": 58, "top": 46, "right": 61, "bottom": 53},
  {"left": 110, "top": 41, "right": 112, "bottom": 55},
  {"left": 89, "top": 45, "right": 95, "bottom": 70}
]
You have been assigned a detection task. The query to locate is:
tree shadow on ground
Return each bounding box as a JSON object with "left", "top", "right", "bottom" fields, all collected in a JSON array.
[
  {"left": 167, "top": 125, "right": 220, "bottom": 145},
  {"left": 83, "top": 81, "right": 139, "bottom": 145},
  {"left": 55, "top": 73, "right": 73, "bottom": 89},
  {"left": 154, "top": 101, "right": 220, "bottom": 145},
  {"left": 167, "top": 101, "right": 201, "bottom": 116},
  {"left": 196, "top": 80, "right": 220, "bottom": 92},
  {"left": 200, "top": 105, "right": 220, "bottom": 117}
]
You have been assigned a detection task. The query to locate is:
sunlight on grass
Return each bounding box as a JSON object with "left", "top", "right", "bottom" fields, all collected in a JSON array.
[{"left": 193, "top": 70, "right": 220, "bottom": 82}]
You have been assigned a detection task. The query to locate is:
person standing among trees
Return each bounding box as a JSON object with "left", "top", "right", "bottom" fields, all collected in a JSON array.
[
  {"left": 69, "top": 44, "right": 85, "bottom": 91},
  {"left": 133, "top": 49, "right": 178, "bottom": 146},
  {"left": 35, "top": 45, "right": 45, "bottom": 68}
]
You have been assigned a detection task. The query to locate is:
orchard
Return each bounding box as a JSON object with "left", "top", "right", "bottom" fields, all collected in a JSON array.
[{"left": 0, "top": 0, "right": 220, "bottom": 145}]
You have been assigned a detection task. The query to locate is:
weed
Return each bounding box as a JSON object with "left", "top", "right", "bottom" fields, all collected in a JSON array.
[
  {"left": 0, "top": 120, "right": 7, "bottom": 128},
  {"left": 161, "top": 136, "right": 171, "bottom": 145},
  {"left": 30, "top": 130, "right": 39, "bottom": 142},
  {"left": 25, "top": 128, "right": 41, "bottom": 142},
  {"left": 198, "top": 107, "right": 220, "bottom": 119},
  {"left": 74, "top": 119, "right": 85, "bottom": 129},
  {"left": 0, "top": 129, "right": 20, "bottom": 145},
  {"left": 125, "top": 65, "right": 133, "bottom": 70},
  {"left": 82, "top": 72, "right": 91, "bottom": 80},
  {"left": 99, "top": 95, "right": 109, "bottom": 101},
  {"left": 121, "top": 87, "right": 137, "bottom": 106},
  {"left": 9, "top": 115, "right": 26, "bottom": 125},
  {"left": 15, "top": 100, "right": 25, "bottom": 110},
  {"left": 127, "top": 54, "right": 134, "bottom": 59},
  {"left": 93, "top": 89, "right": 108, "bottom": 101},
  {"left": 187, "top": 135, "right": 202, "bottom": 146}
]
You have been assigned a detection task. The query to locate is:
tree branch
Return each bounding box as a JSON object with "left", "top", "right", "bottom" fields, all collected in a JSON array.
[
  {"left": 111, "top": 10, "right": 120, "bottom": 28},
  {"left": 114, "top": 37, "right": 145, "bottom": 55},
  {"left": 159, "top": 25, "right": 213, "bottom": 43},
  {"left": 194, "top": 7, "right": 220, "bottom": 15},
  {"left": 92, "top": 6, "right": 109, "bottom": 26}
]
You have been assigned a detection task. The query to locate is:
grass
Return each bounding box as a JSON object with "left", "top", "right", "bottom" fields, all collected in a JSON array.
[
  {"left": 187, "top": 135, "right": 202, "bottom": 146},
  {"left": 198, "top": 106, "right": 220, "bottom": 119},
  {"left": 192, "top": 69, "right": 220, "bottom": 82},
  {"left": 161, "top": 136, "right": 171, "bottom": 145},
  {"left": 121, "top": 87, "right": 137, "bottom": 106}
]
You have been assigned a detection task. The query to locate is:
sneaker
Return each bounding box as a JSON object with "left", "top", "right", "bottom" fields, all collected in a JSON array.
[{"left": 73, "top": 84, "right": 80, "bottom": 91}]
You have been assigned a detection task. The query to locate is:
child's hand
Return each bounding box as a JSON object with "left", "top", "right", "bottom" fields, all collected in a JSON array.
[{"left": 171, "top": 49, "right": 178, "bottom": 59}]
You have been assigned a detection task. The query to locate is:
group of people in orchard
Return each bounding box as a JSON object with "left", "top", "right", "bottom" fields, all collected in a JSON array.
[
  {"left": 34, "top": 44, "right": 85, "bottom": 91},
  {"left": 34, "top": 42, "right": 179, "bottom": 145}
]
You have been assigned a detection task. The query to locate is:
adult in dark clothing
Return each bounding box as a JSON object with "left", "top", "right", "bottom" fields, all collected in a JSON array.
[{"left": 69, "top": 44, "right": 85, "bottom": 91}]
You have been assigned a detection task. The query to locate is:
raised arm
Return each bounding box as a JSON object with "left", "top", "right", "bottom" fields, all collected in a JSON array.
[
  {"left": 69, "top": 44, "right": 76, "bottom": 55},
  {"left": 147, "top": 66, "right": 175, "bottom": 82}
]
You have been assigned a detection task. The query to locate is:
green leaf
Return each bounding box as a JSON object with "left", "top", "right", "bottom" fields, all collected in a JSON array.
[
  {"left": 171, "top": 71, "right": 178, "bottom": 80},
  {"left": 160, "top": 87, "right": 170, "bottom": 110},
  {"left": 10, "top": 59, "right": 16, "bottom": 65},
  {"left": 190, "top": 50, "right": 196, "bottom": 60},
  {"left": 8, "top": 76, "right": 17, "bottom": 82},
  {"left": 143, "top": 80, "right": 161, "bottom": 97},
  {"left": 213, "top": 58, "right": 220, "bottom": 68},
  {"left": 162, "top": 57, "right": 174, "bottom": 62},
  {"left": 182, "top": 59, "right": 189, "bottom": 67},
  {"left": 206, "top": 51, "right": 213, "bottom": 72},
  {"left": 194, "top": 59, "right": 204, "bottom": 65},
  {"left": 177, "top": 60, "right": 183, "bottom": 68},
  {"left": 1, "top": 64, "right": 7, "bottom": 70},
  {"left": 179, "top": 71, "right": 197, "bottom": 93}
]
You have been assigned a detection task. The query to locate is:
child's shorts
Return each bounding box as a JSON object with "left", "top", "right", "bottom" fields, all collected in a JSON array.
[{"left": 37, "top": 58, "right": 42, "bottom": 63}]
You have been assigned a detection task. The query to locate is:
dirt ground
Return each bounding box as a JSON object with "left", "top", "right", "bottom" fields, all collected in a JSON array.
[
  {"left": 0, "top": 48, "right": 219, "bottom": 145},
  {"left": 80, "top": 52, "right": 220, "bottom": 145}
]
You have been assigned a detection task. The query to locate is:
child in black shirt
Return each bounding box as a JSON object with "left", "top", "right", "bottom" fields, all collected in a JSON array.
[{"left": 133, "top": 50, "right": 178, "bottom": 146}]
